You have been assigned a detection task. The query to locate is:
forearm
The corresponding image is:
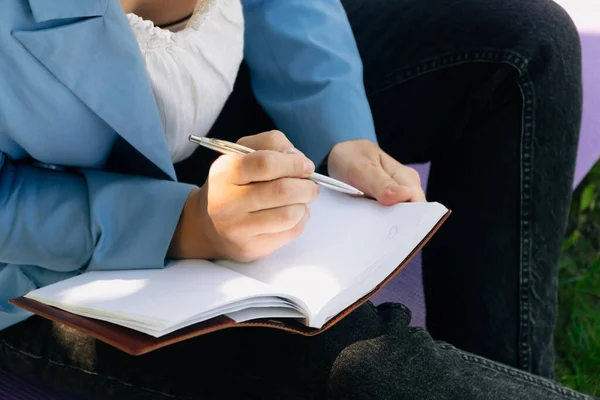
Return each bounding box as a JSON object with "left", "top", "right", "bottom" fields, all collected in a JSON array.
[
  {"left": 243, "top": 0, "right": 378, "bottom": 164},
  {"left": 167, "top": 186, "right": 219, "bottom": 260},
  {"left": 0, "top": 155, "right": 194, "bottom": 272}
]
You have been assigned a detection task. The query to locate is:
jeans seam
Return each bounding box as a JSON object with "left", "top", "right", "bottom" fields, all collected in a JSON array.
[
  {"left": 366, "top": 49, "right": 528, "bottom": 96},
  {"left": 1, "top": 339, "right": 177, "bottom": 399},
  {"left": 460, "top": 353, "right": 591, "bottom": 400},
  {"left": 367, "top": 49, "right": 535, "bottom": 372},
  {"left": 517, "top": 72, "right": 535, "bottom": 373}
]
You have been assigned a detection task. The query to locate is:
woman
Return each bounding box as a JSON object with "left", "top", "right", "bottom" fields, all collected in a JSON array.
[{"left": 0, "top": 0, "right": 589, "bottom": 399}]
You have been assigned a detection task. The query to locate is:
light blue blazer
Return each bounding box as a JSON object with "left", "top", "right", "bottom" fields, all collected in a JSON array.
[{"left": 0, "top": 0, "right": 377, "bottom": 330}]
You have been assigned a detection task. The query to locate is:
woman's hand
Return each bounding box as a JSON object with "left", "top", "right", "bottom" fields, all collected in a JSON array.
[
  {"left": 169, "top": 131, "right": 319, "bottom": 262},
  {"left": 328, "top": 139, "right": 426, "bottom": 206}
]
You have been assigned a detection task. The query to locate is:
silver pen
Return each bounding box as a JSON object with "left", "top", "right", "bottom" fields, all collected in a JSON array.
[{"left": 189, "top": 135, "right": 364, "bottom": 196}]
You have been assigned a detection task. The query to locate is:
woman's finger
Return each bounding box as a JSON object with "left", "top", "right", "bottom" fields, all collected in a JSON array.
[
  {"left": 237, "top": 178, "right": 319, "bottom": 212},
  {"left": 237, "top": 130, "right": 296, "bottom": 153},
  {"left": 253, "top": 206, "right": 311, "bottom": 245},
  {"left": 230, "top": 208, "right": 311, "bottom": 262},
  {"left": 241, "top": 204, "right": 309, "bottom": 236},
  {"left": 229, "top": 151, "right": 314, "bottom": 184},
  {"left": 347, "top": 162, "right": 413, "bottom": 206},
  {"left": 382, "top": 155, "right": 427, "bottom": 202}
]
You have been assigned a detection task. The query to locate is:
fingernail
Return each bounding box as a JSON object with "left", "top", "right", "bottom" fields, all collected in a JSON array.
[
  {"left": 286, "top": 147, "right": 299, "bottom": 154},
  {"left": 304, "top": 160, "right": 315, "bottom": 174}
]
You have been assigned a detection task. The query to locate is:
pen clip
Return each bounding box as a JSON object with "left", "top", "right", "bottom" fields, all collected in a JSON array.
[
  {"left": 209, "top": 138, "right": 254, "bottom": 154},
  {"left": 189, "top": 136, "right": 248, "bottom": 156}
]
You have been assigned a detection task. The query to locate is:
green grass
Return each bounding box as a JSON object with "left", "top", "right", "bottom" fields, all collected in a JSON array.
[{"left": 556, "top": 160, "right": 600, "bottom": 396}]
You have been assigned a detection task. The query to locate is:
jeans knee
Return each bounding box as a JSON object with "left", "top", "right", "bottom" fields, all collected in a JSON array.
[
  {"left": 460, "top": 0, "right": 581, "bottom": 67},
  {"left": 529, "top": 0, "right": 581, "bottom": 66}
]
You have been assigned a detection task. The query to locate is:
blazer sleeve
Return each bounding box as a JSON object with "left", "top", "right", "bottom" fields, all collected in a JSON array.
[
  {"left": 0, "top": 151, "right": 195, "bottom": 273},
  {"left": 242, "top": 0, "right": 378, "bottom": 164}
]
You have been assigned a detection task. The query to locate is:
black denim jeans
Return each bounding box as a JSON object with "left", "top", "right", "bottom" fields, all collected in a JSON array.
[{"left": 0, "top": 0, "right": 587, "bottom": 398}]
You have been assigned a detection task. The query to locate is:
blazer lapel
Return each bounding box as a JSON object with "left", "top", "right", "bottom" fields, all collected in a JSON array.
[
  {"left": 13, "top": 0, "right": 176, "bottom": 180},
  {"left": 26, "top": 0, "right": 109, "bottom": 22}
]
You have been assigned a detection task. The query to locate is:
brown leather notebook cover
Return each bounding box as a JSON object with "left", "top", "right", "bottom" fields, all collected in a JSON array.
[{"left": 10, "top": 210, "right": 450, "bottom": 356}]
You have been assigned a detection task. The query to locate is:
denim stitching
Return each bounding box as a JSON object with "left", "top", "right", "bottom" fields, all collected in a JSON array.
[
  {"left": 367, "top": 50, "right": 528, "bottom": 96},
  {"left": 367, "top": 49, "right": 535, "bottom": 372},
  {"left": 1, "top": 340, "right": 177, "bottom": 399},
  {"left": 517, "top": 73, "right": 535, "bottom": 372},
  {"left": 461, "top": 353, "right": 591, "bottom": 400}
]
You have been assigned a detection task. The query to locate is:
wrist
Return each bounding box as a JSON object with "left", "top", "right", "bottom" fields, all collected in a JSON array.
[
  {"left": 330, "top": 139, "right": 376, "bottom": 160},
  {"left": 320, "top": 139, "right": 376, "bottom": 175},
  {"left": 168, "top": 187, "right": 218, "bottom": 260}
]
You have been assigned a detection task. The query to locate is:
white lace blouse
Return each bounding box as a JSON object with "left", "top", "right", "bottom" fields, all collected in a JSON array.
[{"left": 127, "top": 0, "right": 244, "bottom": 163}]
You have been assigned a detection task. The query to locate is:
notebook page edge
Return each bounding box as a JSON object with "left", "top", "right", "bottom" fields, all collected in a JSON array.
[{"left": 311, "top": 203, "right": 449, "bottom": 328}]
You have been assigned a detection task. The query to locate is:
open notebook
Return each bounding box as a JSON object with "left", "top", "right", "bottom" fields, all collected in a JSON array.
[{"left": 11, "top": 190, "right": 450, "bottom": 355}]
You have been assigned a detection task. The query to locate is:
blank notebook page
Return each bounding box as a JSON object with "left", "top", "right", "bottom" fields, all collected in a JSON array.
[
  {"left": 25, "top": 261, "right": 274, "bottom": 329},
  {"left": 218, "top": 190, "right": 448, "bottom": 315}
]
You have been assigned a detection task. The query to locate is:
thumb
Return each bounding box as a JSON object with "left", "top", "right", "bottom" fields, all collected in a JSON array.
[{"left": 357, "top": 164, "right": 413, "bottom": 206}]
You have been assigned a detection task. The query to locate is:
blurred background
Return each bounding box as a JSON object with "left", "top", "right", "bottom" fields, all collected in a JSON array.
[
  {"left": 551, "top": 1, "right": 599, "bottom": 396},
  {"left": 557, "top": 160, "right": 599, "bottom": 396}
]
